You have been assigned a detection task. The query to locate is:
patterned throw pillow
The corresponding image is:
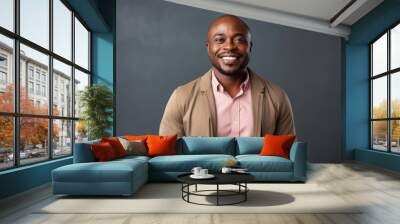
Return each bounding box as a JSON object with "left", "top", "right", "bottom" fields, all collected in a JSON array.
[{"left": 118, "top": 137, "right": 147, "bottom": 156}]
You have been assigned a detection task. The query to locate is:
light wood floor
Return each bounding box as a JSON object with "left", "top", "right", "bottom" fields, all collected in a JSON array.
[{"left": 1, "top": 162, "right": 400, "bottom": 224}]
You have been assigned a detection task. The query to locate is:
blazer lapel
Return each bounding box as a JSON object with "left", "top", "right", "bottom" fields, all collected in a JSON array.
[
  {"left": 249, "top": 69, "right": 266, "bottom": 136},
  {"left": 199, "top": 70, "right": 217, "bottom": 136}
]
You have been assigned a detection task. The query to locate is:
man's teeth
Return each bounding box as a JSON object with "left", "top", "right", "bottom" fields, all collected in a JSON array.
[{"left": 222, "top": 56, "right": 237, "bottom": 60}]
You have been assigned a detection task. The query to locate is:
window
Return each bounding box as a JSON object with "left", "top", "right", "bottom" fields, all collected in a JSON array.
[
  {"left": 35, "top": 70, "right": 40, "bottom": 81},
  {"left": 0, "top": 71, "right": 6, "bottom": 85},
  {"left": 0, "top": 55, "right": 7, "bottom": 67},
  {"left": 75, "top": 18, "right": 89, "bottom": 70},
  {"left": 53, "top": 0, "right": 72, "bottom": 60},
  {"left": 0, "top": 0, "right": 13, "bottom": 32},
  {"left": 42, "top": 85, "right": 46, "bottom": 97},
  {"left": 28, "top": 81, "right": 34, "bottom": 94},
  {"left": 371, "top": 23, "right": 400, "bottom": 154},
  {"left": 0, "top": 0, "right": 91, "bottom": 170},
  {"left": 0, "top": 54, "right": 7, "bottom": 89},
  {"left": 28, "top": 67, "right": 34, "bottom": 80},
  {"left": 0, "top": 35, "right": 13, "bottom": 113},
  {"left": 20, "top": 0, "right": 49, "bottom": 49},
  {"left": 53, "top": 59, "right": 71, "bottom": 117},
  {"left": 36, "top": 83, "right": 40, "bottom": 95}
]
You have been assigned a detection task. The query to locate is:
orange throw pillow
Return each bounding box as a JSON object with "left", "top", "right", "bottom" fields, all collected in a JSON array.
[
  {"left": 146, "top": 135, "right": 177, "bottom": 157},
  {"left": 101, "top": 137, "right": 127, "bottom": 158},
  {"left": 260, "top": 134, "right": 296, "bottom": 159},
  {"left": 91, "top": 142, "right": 117, "bottom": 161}
]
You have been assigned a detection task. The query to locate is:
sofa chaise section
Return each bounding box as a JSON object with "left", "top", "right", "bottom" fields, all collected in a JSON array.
[{"left": 52, "top": 142, "right": 149, "bottom": 196}]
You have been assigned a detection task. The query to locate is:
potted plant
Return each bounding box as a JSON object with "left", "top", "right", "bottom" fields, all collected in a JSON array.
[{"left": 79, "top": 84, "right": 113, "bottom": 140}]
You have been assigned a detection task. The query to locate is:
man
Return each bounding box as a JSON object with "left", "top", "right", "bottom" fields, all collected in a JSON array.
[{"left": 159, "top": 15, "right": 295, "bottom": 137}]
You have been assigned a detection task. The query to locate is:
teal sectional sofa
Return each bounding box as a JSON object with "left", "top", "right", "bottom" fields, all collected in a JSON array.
[{"left": 52, "top": 137, "right": 307, "bottom": 196}]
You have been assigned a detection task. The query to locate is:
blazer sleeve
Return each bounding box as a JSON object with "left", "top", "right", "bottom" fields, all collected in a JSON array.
[
  {"left": 275, "top": 90, "right": 296, "bottom": 135},
  {"left": 159, "top": 88, "right": 185, "bottom": 136}
]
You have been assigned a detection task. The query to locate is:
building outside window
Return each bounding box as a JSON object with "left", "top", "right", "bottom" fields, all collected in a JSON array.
[
  {"left": 370, "top": 22, "right": 400, "bottom": 154},
  {"left": 0, "top": 0, "right": 91, "bottom": 170}
]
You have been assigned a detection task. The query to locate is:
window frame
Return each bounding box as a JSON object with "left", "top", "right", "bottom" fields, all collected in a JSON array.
[
  {"left": 0, "top": 0, "right": 92, "bottom": 171},
  {"left": 370, "top": 20, "right": 400, "bottom": 154}
]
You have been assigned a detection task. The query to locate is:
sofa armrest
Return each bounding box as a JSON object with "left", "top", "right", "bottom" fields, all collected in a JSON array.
[
  {"left": 73, "top": 140, "right": 100, "bottom": 163},
  {"left": 289, "top": 141, "right": 307, "bottom": 181}
]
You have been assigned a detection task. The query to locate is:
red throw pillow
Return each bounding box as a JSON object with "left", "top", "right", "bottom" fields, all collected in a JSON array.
[
  {"left": 259, "top": 134, "right": 296, "bottom": 159},
  {"left": 146, "top": 135, "right": 177, "bottom": 157},
  {"left": 91, "top": 142, "right": 117, "bottom": 161},
  {"left": 101, "top": 137, "right": 127, "bottom": 158},
  {"left": 124, "top": 135, "right": 148, "bottom": 141}
]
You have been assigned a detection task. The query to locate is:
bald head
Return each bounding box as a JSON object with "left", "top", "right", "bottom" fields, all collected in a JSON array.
[{"left": 207, "top": 15, "right": 251, "bottom": 42}]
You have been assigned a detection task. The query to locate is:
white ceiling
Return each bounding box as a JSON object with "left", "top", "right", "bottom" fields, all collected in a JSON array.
[
  {"left": 165, "top": 0, "right": 384, "bottom": 38},
  {"left": 226, "top": 0, "right": 352, "bottom": 22}
]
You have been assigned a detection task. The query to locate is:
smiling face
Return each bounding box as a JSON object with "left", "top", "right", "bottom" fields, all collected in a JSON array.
[{"left": 206, "top": 15, "right": 252, "bottom": 77}]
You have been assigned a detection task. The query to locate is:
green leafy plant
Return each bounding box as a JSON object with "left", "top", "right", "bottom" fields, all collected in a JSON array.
[{"left": 79, "top": 84, "right": 113, "bottom": 140}]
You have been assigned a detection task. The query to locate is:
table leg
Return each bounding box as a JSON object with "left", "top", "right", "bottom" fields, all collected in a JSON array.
[
  {"left": 187, "top": 184, "right": 190, "bottom": 202},
  {"left": 245, "top": 183, "right": 247, "bottom": 201},
  {"left": 217, "top": 184, "right": 219, "bottom": 206}
]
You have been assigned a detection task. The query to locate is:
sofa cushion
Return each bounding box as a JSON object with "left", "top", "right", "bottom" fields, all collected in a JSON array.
[
  {"left": 236, "top": 155, "right": 293, "bottom": 172},
  {"left": 115, "top": 155, "right": 150, "bottom": 163},
  {"left": 53, "top": 158, "right": 147, "bottom": 183},
  {"left": 236, "top": 137, "right": 263, "bottom": 155},
  {"left": 179, "top": 137, "right": 235, "bottom": 155},
  {"left": 148, "top": 154, "right": 235, "bottom": 172}
]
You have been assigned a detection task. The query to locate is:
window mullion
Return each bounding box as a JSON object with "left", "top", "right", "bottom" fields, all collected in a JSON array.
[
  {"left": 370, "top": 45, "right": 373, "bottom": 149},
  {"left": 71, "top": 10, "right": 76, "bottom": 155},
  {"left": 13, "top": 0, "right": 20, "bottom": 167},
  {"left": 49, "top": 0, "right": 53, "bottom": 160},
  {"left": 388, "top": 30, "right": 391, "bottom": 152}
]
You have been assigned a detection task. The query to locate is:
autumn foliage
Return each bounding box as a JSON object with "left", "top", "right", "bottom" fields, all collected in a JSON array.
[
  {"left": 372, "top": 99, "right": 400, "bottom": 142},
  {"left": 0, "top": 84, "right": 59, "bottom": 150}
]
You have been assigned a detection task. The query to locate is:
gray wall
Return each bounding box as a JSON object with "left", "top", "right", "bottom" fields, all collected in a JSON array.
[{"left": 116, "top": 0, "right": 343, "bottom": 162}]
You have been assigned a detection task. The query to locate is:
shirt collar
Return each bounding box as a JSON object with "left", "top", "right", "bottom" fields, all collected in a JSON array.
[{"left": 211, "top": 69, "right": 250, "bottom": 93}]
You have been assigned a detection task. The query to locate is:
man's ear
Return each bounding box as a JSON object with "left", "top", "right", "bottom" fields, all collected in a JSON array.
[{"left": 206, "top": 41, "right": 209, "bottom": 53}]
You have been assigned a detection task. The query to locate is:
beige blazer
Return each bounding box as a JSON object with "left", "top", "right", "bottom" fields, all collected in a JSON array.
[{"left": 159, "top": 69, "right": 295, "bottom": 137}]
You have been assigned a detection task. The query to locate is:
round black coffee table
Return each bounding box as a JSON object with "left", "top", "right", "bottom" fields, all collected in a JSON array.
[{"left": 177, "top": 173, "right": 255, "bottom": 206}]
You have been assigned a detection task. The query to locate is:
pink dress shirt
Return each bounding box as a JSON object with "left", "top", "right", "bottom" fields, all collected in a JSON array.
[{"left": 211, "top": 71, "right": 254, "bottom": 137}]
